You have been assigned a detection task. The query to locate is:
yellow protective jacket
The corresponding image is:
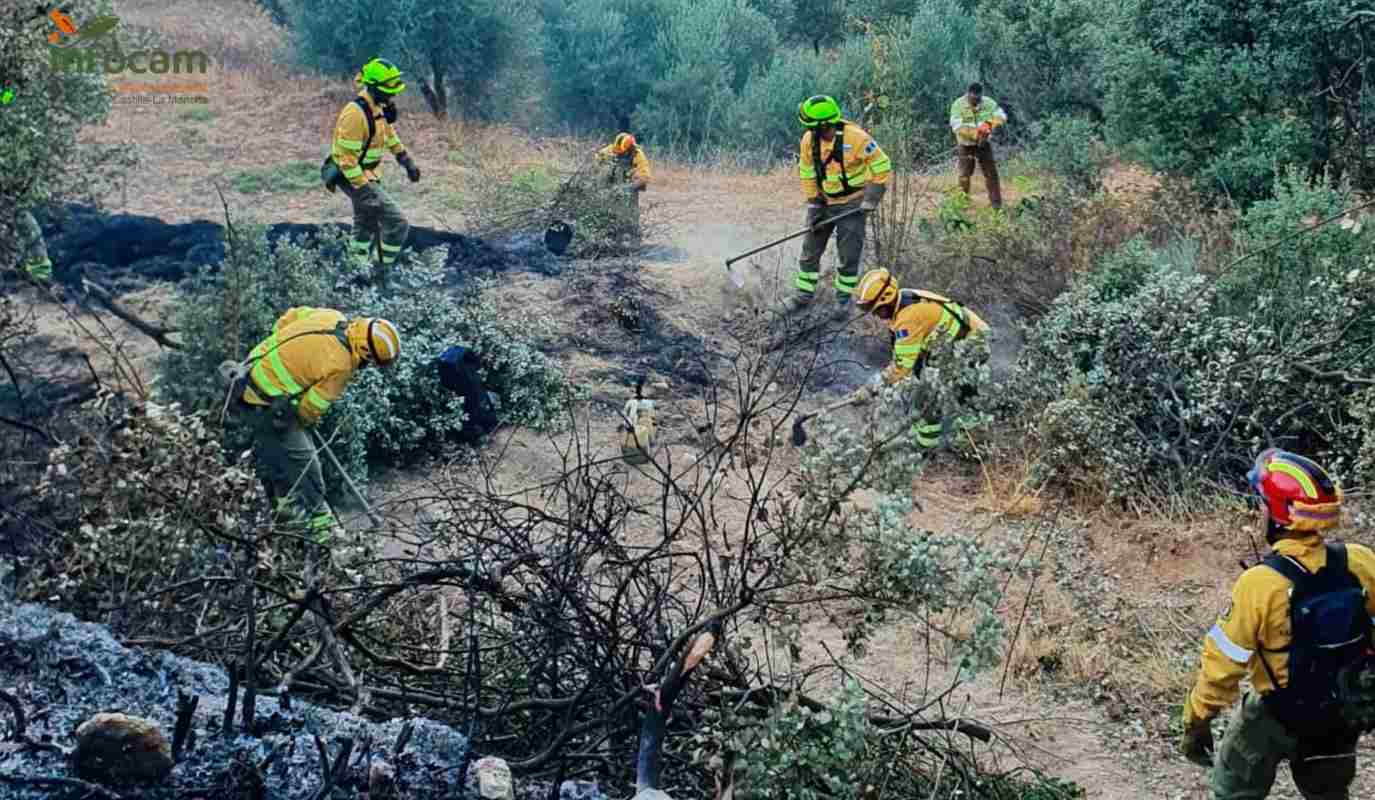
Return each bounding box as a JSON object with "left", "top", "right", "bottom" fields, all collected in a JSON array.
[
  {"left": 241, "top": 307, "right": 364, "bottom": 426},
  {"left": 883, "top": 290, "right": 989, "bottom": 384},
  {"left": 799, "top": 121, "right": 892, "bottom": 206},
  {"left": 332, "top": 90, "right": 408, "bottom": 189},
  {"left": 1183, "top": 534, "right": 1375, "bottom": 726},
  {"left": 949, "top": 95, "right": 1008, "bottom": 146},
  {"left": 596, "top": 144, "right": 652, "bottom": 188}
]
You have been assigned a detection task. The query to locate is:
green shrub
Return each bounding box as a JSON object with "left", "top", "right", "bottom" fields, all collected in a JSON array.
[
  {"left": 157, "top": 225, "right": 573, "bottom": 484},
  {"left": 230, "top": 160, "right": 320, "bottom": 194},
  {"left": 1028, "top": 114, "right": 1109, "bottom": 194},
  {"left": 1010, "top": 208, "right": 1375, "bottom": 495}
]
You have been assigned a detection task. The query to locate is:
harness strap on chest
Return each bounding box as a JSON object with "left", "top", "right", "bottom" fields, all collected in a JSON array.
[{"left": 811, "top": 124, "right": 856, "bottom": 198}]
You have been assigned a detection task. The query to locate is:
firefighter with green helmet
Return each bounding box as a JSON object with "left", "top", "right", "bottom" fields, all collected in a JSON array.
[
  {"left": 788, "top": 95, "right": 892, "bottom": 318},
  {"left": 327, "top": 57, "right": 420, "bottom": 284}
]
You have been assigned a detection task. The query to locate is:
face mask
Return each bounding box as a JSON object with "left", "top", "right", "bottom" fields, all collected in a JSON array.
[{"left": 383, "top": 104, "right": 398, "bottom": 124}]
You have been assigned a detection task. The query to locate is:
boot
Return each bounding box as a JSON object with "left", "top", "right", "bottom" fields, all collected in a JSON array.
[{"left": 783, "top": 293, "right": 814, "bottom": 314}]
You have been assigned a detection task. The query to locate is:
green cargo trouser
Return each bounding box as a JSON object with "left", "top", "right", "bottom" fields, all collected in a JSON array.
[
  {"left": 238, "top": 402, "right": 335, "bottom": 542},
  {"left": 343, "top": 180, "right": 409, "bottom": 269},
  {"left": 796, "top": 198, "right": 866, "bottom": 299},
  {"left": 17, "top": 210, "right": 52, "bottom": 282},
  {"left": 1212, "top": 693, "right": 1360, "bottom": 799}
]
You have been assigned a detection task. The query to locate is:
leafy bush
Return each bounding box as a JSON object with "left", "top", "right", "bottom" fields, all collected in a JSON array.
[
  {"left": 1028, "top": 114, "right": 1109, "bottom": 194},
  {"left": 1009, "top": 210, "right": 1375, "bottom": 496},
  {"left": 466, "top": 163, "right": 656, "bottom": 258},
  {"left": 158, "top": 225, "right": 573, "bottom": 483},
  {"left": 0, "top": 0, "right": 125, "bottom": 268},
  {"left": 20, "top": 399, "right": 266, "bottom": 621}
]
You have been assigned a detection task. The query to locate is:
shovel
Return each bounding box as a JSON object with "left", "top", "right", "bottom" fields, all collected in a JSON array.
[
  {"left": 724, "top": 207, "right": 865, "bottom": 288},
  {"left": 790, "top": 391, "right": 866, "bottom": 447}
]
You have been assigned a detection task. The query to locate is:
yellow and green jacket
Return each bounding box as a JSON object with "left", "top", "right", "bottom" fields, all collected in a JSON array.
[
  {"left": 331, "top": 90, "right": 408, "bottom": 189},
  {"left": 883, "top": 290, "right": 989, "bottom": 384},
  {"left": 241, "top": 307, "right": 363, "bottom": 426},
  {"left": 596, "top": 143, "right": 652, "bottom": 188},
  {"left": 799, "top": 121, "right": 892, "bottom": 206},
  {"left": 949, "top": 96, "right": 1008, "bottom": 146},
  {"left": 1183, "top": 534, "right": 1375, "bottom": 726}
]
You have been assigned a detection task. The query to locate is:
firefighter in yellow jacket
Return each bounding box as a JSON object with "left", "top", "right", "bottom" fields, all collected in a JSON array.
[
  {"left": 789, "top": 95, "right": 892, "bottom": 317},
  {"left": 596, "top": 132, "right": 651, "bottom": 239},
  {"left": 329, "top": 58, "right": 420, "bottom": 281},
  {"left": 850, "top": 268, "right": 989, "bottom": 448},
  {"left": 234, "top": 307, "right": 401, "bottom": 540},
  {"left": 1181, "top": 449, "right": 1375, "bottom": 799}
]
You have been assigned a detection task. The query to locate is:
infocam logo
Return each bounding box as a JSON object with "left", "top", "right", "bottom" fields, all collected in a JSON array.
[{"left": 45, "top": 8, "right": 209, "bottom": 75}]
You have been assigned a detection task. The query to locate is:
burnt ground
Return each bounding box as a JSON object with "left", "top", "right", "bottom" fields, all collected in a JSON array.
[
  {"left": 10, "top": 203, "right": 559, "bottom": 298},
  {"left": 0, "top": 592, "right": 614, "bottom": 800}
]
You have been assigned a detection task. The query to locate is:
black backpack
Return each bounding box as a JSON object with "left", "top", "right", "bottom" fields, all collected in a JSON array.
[
  {"left": 1259, "top": 542, "right": 1375, "bottom": 734},
  {"left": 434, "top": 345, "right": 498, "bottom": 442}
]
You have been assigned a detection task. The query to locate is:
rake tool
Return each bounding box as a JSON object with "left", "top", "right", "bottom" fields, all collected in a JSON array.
[
  {"left": 724, "top": 207, "right": 865, "bottom": 288},
  {"left": 790, "top": 391, "right": 866, "bottom": 447},
  {"left": 312, "top": 431, "right": 385, "bottom": 530}
]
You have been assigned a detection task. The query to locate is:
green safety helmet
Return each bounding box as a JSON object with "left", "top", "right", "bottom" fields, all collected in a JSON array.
[
  {"left": 360, "top": 57, "right": 406, "bottom": 95},
  {"left": 798, "top": 94, "right": 841, "bottom": 128}
]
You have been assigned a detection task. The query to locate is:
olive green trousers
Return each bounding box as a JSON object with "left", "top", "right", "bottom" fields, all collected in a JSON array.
[{"left": 1211, "top": 693, "right": 1360, "bottom": 800}]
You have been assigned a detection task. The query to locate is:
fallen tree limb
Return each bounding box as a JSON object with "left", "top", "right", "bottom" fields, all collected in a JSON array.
[
  {"left": 0, "top": 774, "right": 125, "bottom": 800},
  {"left": 1294, "top": 363, "right": 1375, "bottom": 387},
  {"left": 80, "top": 279, "right": 182, "bottom": 350}
]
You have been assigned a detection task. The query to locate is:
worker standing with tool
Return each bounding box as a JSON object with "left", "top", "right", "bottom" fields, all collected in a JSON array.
[
  {"left": 325, "top": 58, "right": 420, "bottom": 285},
  {"left": 849, "top": 268, "right": 989, "bottom": 448},
  {"left": 597, "top": 132, "right": 652, "bottom": 241},
  {"left": 1180, "top": 449, "right": 1375, "bottom": 800},
  {"left": 789, "top": 95, "right": 892, "bottom": 318},
  {"left": 230, "top": 307, "right": 401, "bottom": 543},
  {"left": 949, "top": 82, "right": 1008, "bottom": 210}
]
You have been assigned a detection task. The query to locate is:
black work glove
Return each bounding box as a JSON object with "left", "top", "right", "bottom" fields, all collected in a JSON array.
[
  {"left": 805, "top": 202, "right": 826, "bottom": 229},
  {"left": 397, "top": 152, "right": 421, "bottom": 183},
  {"left": 861, "top": 182, "right": 888, "bottom": 213},
  {"left": 1180, "top": 720, "right": 1214, "bottom": 767}
]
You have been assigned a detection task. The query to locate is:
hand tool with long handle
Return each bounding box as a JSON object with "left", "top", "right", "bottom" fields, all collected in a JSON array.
[
  {"left": 724, "top": 207, "right": 865, "bottom": 288},
  {"left": 312, "top": 430, "right": 385, "bottom": 529},
  {"left": 791, "top": 391, "right": 866, "bottom": 447}
]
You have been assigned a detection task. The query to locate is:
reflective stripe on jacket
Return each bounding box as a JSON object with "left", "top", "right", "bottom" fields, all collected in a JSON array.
[
  {"left": 242, "top": 307, "right": 361, "bottom": 426},
  {"left": 1184, "top": 534, "right": 1375, "bottom": 726},
  {"left": 799, "top": 121, "right": 892, "bottom": 206},
  {"left": 949, "top": 96, "right": 1008, "bottom": 145},
  {"left": 596, "top": 144, "right": 652, "bottom": 187},
  {"left": 882, "top": 290, "right": 988, "bottom": 383},
  {"left": 332, "top": 92, "right": 407, "bottom": 188}
]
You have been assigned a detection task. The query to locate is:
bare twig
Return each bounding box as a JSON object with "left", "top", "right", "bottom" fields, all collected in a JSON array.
[
  {"left": 0, "top": 774, "right": 125, "bottom": 800},
  {"left": 79, "top": 279, "right": 181, "bottom": 350}
]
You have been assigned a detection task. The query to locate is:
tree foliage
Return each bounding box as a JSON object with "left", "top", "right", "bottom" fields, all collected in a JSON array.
[
  {"left": 0, "top": 0, "right": 126, "bottom": 268},
  {"left": 275, "top": 0, "right": 533, "bottom": 118}
]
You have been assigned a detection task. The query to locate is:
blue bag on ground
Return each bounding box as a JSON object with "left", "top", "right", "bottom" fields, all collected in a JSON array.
[{"left": 435, "top": 345, "right": 499, "bottom": 442}]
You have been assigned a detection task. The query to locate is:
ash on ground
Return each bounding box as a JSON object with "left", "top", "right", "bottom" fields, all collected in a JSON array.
[{"left": 0, "top": 594, "right": 472, "bottom": 799}]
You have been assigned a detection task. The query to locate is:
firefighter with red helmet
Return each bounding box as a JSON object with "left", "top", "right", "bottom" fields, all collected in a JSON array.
[{"left": 1181, "top": 449, "right": 1375, "bottom": 799}]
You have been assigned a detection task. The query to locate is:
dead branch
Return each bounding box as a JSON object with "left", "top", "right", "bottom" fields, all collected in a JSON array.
[
  {"left": 309, "top": 736, "right": 355, "bottom": 800},
  {"left": 172, "top": 691, "right": 199, "bottom": 761},
  {"left": 0, "top": 414, "right": 54, "bottom": 444},
  {"left": 0, "top": 774, "right": 125, "bottom": 800},
  {"left": 1293, "top": 363, "right": 1375, "bottom": 386},
  {"left": 79, "top": 279, "right": 182, "bottom": 350}
]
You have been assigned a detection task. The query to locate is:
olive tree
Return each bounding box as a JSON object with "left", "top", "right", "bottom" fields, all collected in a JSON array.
[{"left": 0, "top": 0, "right": 125, "bottom": 269}]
